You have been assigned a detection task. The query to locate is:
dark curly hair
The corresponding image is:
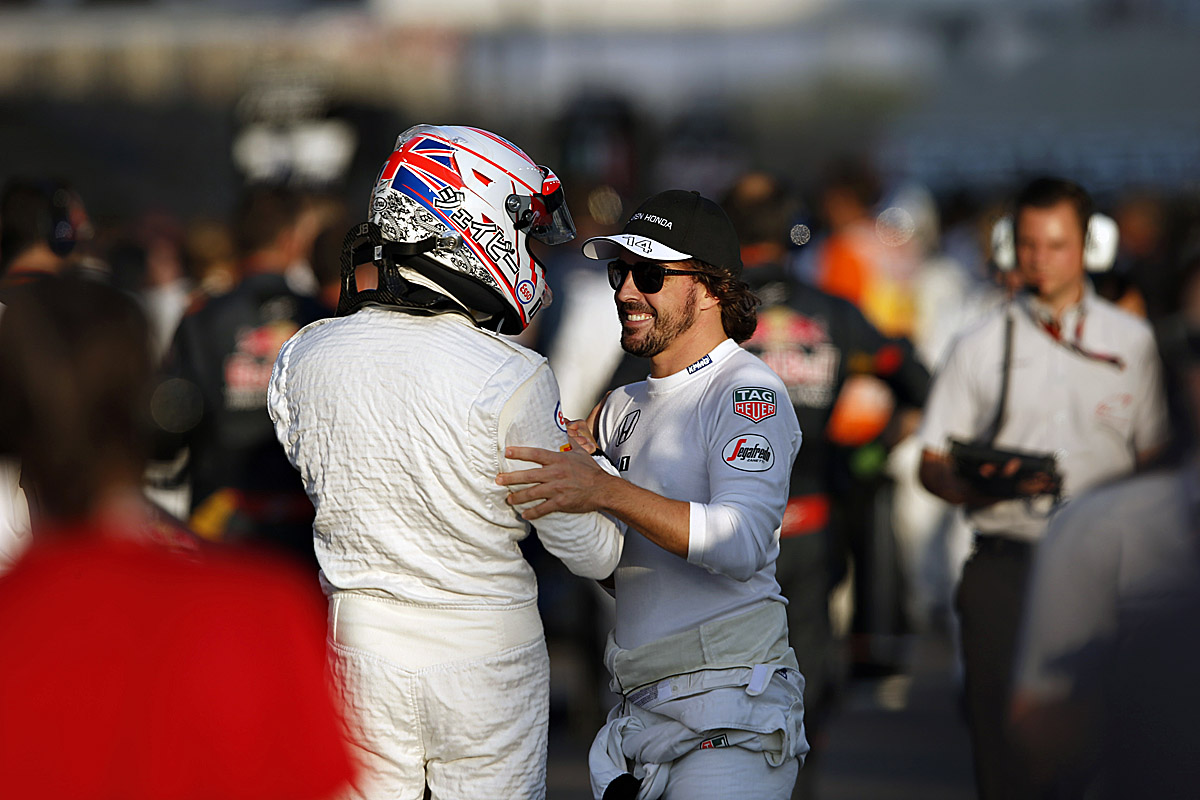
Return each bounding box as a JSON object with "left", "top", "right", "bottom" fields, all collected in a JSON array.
[{"left": 688, "top": 259, "right": 759, "bottom": 343}]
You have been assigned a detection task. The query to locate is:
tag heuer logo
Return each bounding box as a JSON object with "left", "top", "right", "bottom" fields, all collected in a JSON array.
[{"left": 733, "top": 387, "right": 776, "bottom": 423}]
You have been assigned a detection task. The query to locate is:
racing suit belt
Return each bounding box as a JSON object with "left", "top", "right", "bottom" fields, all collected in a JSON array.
[
  {"left": 329, "top": 590, "right": 544, "bottom": 671},
  {"left": 605, "top": 601, "right": 799, "bottom": 697}
]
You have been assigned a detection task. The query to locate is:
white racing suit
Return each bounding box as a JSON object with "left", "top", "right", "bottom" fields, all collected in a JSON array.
[
  {"left": 269, "top": 307, "right": 623, "bottom": 800},
  {"left": 587, "top": 339, "right": 809, "bottom": 800},
  {"left": 589, "top": 602, "right": 807, "bottom": 800}
]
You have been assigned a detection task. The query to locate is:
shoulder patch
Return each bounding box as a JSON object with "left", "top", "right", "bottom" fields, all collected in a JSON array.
[
  {"left": 733, "top": 386, "right": 777, "bottom": 423},
  {"left": 722, "top": 435, "right": 775, "bottom": 471},
  {"left": 554, "top": 401, "right": 568, "bottom": 433}
]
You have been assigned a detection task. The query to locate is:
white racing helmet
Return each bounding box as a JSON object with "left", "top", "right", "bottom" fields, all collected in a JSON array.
[{"left": 341, "top": 124, "right": 573, "bottom": 333}]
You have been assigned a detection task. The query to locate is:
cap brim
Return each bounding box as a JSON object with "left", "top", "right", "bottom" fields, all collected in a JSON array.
[{"left": 581, "top": 234, "right": 692, "bottom": 262}]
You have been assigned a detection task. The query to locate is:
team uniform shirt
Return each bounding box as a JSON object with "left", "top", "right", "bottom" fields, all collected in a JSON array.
[
  {"left": 742, "top": 262, "right": 929, "bottom": 520},
  {"left": 918, "top": 286, "right": 1168, "bottom": 540},
  {"left": 269, "top": 307, "right": 622, "bottom": 607},
  {"left": 162, "top": 273, "right": 328, "bottom": 561},
  {"left": 595, "top": 338, "right": 802, "bottom": 650}
]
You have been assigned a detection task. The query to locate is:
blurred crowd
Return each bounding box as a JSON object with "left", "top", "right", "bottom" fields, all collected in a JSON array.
[{"left": 2, "top": 98, "right": 1200, "bottom": 800}]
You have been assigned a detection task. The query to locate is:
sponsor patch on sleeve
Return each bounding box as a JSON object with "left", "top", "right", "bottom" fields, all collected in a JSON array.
[
  {"left": 722, "top": 434, "right": 775, "bottom": 471},
  {"left": 554, "top": 401, "right": 568, "bottom": 433},
  {"left": 733, "top": 386, "right": 776, "bottom": 422}
]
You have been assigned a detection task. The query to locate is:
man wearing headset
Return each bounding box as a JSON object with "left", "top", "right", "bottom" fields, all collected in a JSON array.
[
  {"left": 916, "top": 176, "right": 1168, "bottom": 800},
  {"left": 0, "top": 177, "right": 92, "bottom": 575}
]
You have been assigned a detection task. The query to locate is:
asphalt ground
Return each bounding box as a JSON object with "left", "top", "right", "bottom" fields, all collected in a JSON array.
[{"left": 545, "top": 632, "right": 976, "bottom": 800}]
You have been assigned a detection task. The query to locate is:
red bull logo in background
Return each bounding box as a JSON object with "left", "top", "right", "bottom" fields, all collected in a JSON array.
[{"left": 733, "top": 387, "right": 776, "bottom": 423}]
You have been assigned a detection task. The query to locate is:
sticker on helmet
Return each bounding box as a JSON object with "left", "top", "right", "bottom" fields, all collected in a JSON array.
[
  {"left": 733, "top": 387, "right": 777, "bottom": 423},
  {"left": 433, "top": 187, "right": 463, "bottom": 209},
  {"left": 517, "top": 280, "right": 535, "bottom": 304},
  {"left": 721, "top": 435, "right": 775, "bottom": 472}
]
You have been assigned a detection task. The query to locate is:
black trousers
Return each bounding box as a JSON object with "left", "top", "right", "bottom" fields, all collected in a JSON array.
[{"left": 956, "top": 535, "right": 1040, "bottom": 800}]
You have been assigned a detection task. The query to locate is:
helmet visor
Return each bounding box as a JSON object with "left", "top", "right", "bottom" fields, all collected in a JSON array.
[{"left": 523, "top": 166, "right": 575, "bottom": 246}]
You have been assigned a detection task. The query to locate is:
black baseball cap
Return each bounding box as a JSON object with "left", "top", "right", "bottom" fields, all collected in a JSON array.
[{"left": 582, "top": 189, "right": 743, "bottom": 277}]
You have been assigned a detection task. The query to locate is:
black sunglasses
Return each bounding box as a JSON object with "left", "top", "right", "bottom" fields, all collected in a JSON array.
[{"left": 606, "top": 260, "right": 700, "bottom": 294}]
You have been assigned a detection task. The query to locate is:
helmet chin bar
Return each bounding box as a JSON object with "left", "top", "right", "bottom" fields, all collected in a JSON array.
[
  {"left": 336, "top": 222, "right": 469, "bottom": 319},
  {"left": 337, "top": 221, "right": 527, "bottom": 332}
]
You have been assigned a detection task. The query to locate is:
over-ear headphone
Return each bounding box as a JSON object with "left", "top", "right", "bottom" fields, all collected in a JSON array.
[
  {"left": 990, "top": 212, "right": 1119, "bottom": 273},
  {"left": 0, "top": 178, "right": 82, "bottom": 267},
  {"left": 43, "top": 182, "right": 80, "bottom": 257}
]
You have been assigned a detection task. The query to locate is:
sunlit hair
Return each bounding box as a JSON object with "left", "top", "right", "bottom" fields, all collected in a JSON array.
[{"left": 687, "top": 259, "right": 759, "bottom": 343}]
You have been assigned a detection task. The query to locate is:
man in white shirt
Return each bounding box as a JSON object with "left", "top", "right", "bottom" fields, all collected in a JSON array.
[
  {"left": 916, "top": 176, "right": 1169, "bottom": 800},
  {"left": 499, "top": 189, "right": 807, "bottom": 800},
  {"left": 1010, "top": 252, "right": 1200, "bottom": 798}
]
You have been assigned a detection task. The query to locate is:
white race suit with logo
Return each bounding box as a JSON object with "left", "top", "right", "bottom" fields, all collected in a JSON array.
[
  {"left": 589, "top": 338, "right": 808, "bottom": 800},
  {"left": 268, "top": 307, "right": 623, "bottom": 800}
]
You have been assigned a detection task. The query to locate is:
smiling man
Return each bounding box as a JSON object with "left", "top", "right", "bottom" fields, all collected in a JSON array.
[{"left": 498, "top": 190, "right": 807, "bottom": 800}]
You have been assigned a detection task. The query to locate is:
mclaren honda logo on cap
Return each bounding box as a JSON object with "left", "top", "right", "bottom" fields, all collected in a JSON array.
[{"left": 629, "top": 212, "right": 673, "bottom": 230}]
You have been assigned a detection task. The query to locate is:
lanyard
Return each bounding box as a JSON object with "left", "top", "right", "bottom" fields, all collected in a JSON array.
[{"left": 1033, "top": 306, "right": 1125, "bottom": 370}]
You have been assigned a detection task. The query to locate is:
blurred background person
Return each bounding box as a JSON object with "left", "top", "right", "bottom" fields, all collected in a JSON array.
[
  {"left": 0, "top": 177, "right": 93, "bottom": 290},
  {"left": 103, "top": 210, "right": 193, "bottom": 361},
  {"left": 1010, "top": 243, "right": 1200, "bottom": 798},
  {"left": 0, "top": 274, "right": 355, "bottom": 800},
  {"left": 157, "top": 184, "right": 330, "bottom": 569},
  {"left": 726, "top": 169, "right": 932, "bottom": 799},
  {"left": 917, "top": 176, "right": 1170, "bottom": 800},
  {"left": 306, "top": 205, "right": 354, "bottom": 313},
  {"left": 0, "top": 176, "right": 98, "bottom": 574}
]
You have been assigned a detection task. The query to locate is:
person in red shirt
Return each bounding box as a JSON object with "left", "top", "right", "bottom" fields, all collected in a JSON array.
[{"left": 0, "top": 275, "right": 355, "bottom": 800}]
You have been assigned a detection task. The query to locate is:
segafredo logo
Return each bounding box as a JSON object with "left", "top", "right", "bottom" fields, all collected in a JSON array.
[
  {"left": 722, "top": 434, "right": 774, "bottom": 471},
  {"left": 733, "top": 387, "right": 776, "bottom": 423},
  {"left": 630, "top": 212, "right": 673, "bottom": 230}
]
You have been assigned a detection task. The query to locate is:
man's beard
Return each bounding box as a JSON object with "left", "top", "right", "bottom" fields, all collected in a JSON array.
[{"left": 619, "top": 284, "right": 699, "bottom": 358}]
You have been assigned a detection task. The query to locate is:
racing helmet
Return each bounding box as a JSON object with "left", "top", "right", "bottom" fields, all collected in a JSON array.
[{"left": 343, "top": 124, "right": 573, "bottom": 333}]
